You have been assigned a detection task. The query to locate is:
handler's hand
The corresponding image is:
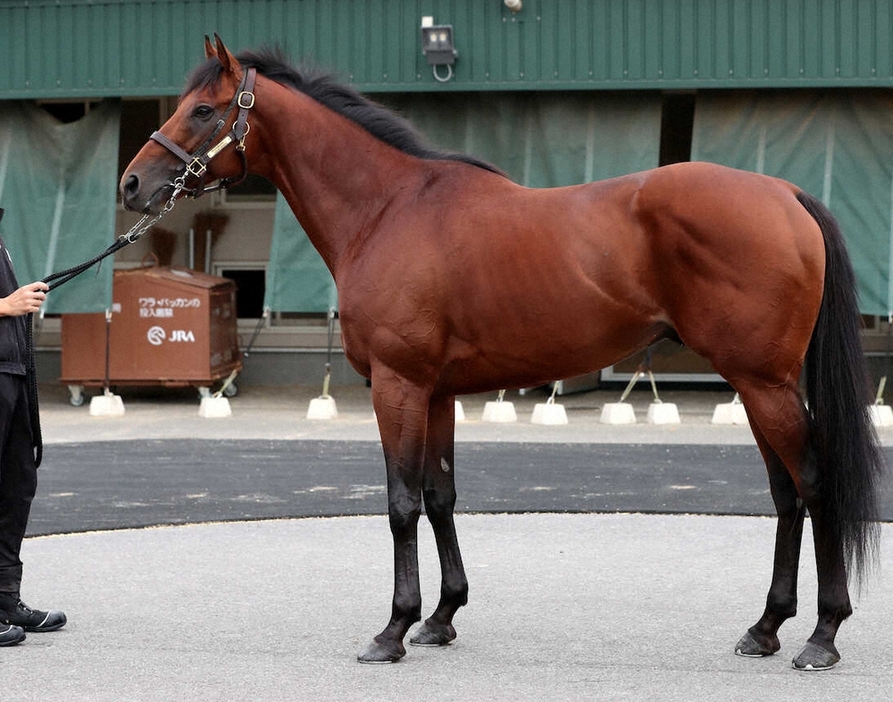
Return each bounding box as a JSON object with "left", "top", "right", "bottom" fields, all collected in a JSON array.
[{"left": 0, "top": 282, "right": 49, "bottom": 317}]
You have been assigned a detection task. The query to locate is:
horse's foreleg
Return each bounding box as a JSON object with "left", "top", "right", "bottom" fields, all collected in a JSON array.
[
  {"left": 411, "top": 393, "right": 468, "bottom": 647},
  {"left": 357, "top": 373, "right": 430, "bottom": 664},
  {"left": 736, "top": 427, "right": 805, "bottom": 658}
]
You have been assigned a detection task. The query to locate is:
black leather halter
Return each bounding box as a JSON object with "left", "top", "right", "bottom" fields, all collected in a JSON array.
[{"left": 150, "top": 67, "right": 257, "bottom": 198}]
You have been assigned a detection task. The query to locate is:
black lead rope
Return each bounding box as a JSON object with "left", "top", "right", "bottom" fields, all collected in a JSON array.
[
  {"left": 26, "top": 316, "right": 42, "bottom": 466},
  {"left": 26, "top": 236, "right": 133, "bottom": 467},
  {"left": 24, "top": 181, "right": 185, "bottom": 466},
  {"left": 42, "top": 235, "right": 133, "bottom": 292}
]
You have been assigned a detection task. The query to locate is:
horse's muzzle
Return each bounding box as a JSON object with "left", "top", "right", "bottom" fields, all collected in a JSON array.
[
  {"left": 121, "top": 173, "right": 174, "bottom": 214},
  {"left": 120, "top": 173, "right": 147, "bottom": 212}
]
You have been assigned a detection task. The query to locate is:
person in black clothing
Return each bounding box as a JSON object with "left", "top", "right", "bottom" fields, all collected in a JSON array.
[{"left": 0, "top": 207, "right": 66, "bottom": 647}]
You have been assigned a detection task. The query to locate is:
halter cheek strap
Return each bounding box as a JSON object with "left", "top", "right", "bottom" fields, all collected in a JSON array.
[{"left": 150, "top": 67, "right": 257, "bottom": 198}]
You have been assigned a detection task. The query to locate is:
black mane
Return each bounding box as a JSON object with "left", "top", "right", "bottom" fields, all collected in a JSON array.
[{"left": 185, "top": 47, "right": 504, "bottom": 176}]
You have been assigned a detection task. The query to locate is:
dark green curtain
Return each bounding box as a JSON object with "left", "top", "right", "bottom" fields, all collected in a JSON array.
[
  {"left": 0, "top": 100, "right": 121, "bottom": 313},
  {"left": 265, "top": 193, "right": 339, "bottom": 314},
  {"left": 692, "top": 90, "right": 893, "bottom": 316},
  {"left": 264, "top": 92, "right": 662, "bottom": 312}
]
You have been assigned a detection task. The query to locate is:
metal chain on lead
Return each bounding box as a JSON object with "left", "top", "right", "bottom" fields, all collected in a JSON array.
[
  {"left": 42, "top": 179, "right": 186, "bottom": 292},
  {"left": 120, "top": 178, "right": 185, "bottom": 244}
]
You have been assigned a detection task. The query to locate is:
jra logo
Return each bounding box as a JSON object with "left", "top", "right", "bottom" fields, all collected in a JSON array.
[
  {"left": 170, "top": 330, "right": 196, "bottom": 342},
  {"left": 147, "top": 327, "right": 195, "bottom": 345}
]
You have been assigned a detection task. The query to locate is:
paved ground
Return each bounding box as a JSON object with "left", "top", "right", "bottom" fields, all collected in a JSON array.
[
  {"left": 27, "top": 440, "right": 893, "bottom": 535},
  {"left": 2, "top": 383, "right": 892, "bottom": 700}
]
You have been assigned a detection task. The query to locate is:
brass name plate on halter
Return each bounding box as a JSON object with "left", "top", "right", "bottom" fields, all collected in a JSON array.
[{"left": 204, "top": 134, "right": 235, "bottom": 161}]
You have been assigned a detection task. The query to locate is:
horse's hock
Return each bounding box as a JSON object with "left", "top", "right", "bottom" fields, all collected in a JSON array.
[{"left": 60, "top": 264, "right": 242, "bottom": 397}]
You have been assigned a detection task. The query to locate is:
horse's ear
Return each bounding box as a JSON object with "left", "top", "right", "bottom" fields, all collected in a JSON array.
[
  {"left": 213, "top": 33, "right": 238, "bottom": 74},
  {"left": 204, "top": 35, "right": 216, "bottom": 59}
]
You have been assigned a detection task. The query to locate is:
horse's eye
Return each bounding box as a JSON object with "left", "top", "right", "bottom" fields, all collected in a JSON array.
[{"left": 193, "top": 105, "right": 215, "bottom": 120}]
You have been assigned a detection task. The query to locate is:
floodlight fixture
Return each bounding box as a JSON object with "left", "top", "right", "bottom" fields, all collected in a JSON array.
[{"left": 420, "top": 19, "right": 457, "bottom": 82}]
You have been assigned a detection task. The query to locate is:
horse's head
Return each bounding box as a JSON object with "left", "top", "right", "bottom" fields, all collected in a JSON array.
[{"left": 120, "top": 35, "right": 255, "bottom": 213}]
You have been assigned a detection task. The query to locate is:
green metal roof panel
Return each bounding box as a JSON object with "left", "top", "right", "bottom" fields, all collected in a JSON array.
[{"left": 2, "top": 0, "right": 893, "bottom": 99}]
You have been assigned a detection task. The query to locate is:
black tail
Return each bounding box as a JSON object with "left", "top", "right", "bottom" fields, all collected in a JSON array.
[{"left": 798, "top": 191, "right": 884, "bottom": 583}]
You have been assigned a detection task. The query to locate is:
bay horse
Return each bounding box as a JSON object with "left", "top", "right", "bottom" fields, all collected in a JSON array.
[{"left": 120, "top": 36, "right": 882, "bottom": 670}]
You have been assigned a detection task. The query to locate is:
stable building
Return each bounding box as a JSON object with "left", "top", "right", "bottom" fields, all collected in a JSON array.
[{"left": 1, "top": 0, "right": 893, "bottom": 391}]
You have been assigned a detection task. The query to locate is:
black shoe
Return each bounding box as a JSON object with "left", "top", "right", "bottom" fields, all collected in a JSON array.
[
  {"left": 0, "top": 594, "right": 66, "bottom": 633},
  {"left": 0, "top": 623, "right": 25, "bottom": 646}
]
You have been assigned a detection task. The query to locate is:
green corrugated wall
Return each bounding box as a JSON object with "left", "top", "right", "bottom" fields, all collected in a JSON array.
[{"left": 1, "top": 0, "right": 892, "bottom": 99}]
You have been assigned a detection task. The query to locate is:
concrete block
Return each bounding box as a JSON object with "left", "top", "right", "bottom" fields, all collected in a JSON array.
[
  {"left": 199, "top": 396, "right": 232, "bottom": 418},
  {"left": 89, "top": 393, "right": 125, "bottom": 417},
  {"left": 307, "top": 395, "right": 338, "bottom": 420},
  {"left": 711, "top": 402, "right": 749, "bottom": 425},
  {"left": 647, "top": 402, "right": 680, "bottom": 425},
  {"left": 531, "top": 401, "right": 569, "bottom": 425},
  {"left": 869, "top": 404, "right": 893, "bottom": 427},
  {"left": 482, "top": 400, "right": 517, "bottom": 423},
  {"left": 600, "top": 402, "right": 636, "bottom": 425}
]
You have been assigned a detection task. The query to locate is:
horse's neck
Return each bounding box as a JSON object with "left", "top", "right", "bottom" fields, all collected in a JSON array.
[{"left": 253, "top": 83, "right": 418, "bottom": 276}]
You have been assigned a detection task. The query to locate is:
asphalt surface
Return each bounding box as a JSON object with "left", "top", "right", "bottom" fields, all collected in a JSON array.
[
  {"left": 28, "top": 440, "right": 893, "bottom": 536},
  {"left": 3, "top": 384, "right": 893, "bottom": 700}
]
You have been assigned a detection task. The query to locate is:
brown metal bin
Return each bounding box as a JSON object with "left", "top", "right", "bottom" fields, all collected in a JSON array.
[{"left": 60, "top": 265, "right": 242, "bottom": 401}]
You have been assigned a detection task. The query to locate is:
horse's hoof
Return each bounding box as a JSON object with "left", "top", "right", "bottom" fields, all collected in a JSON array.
[
  {"left": 357, "top": 638, "right": 405, "bottom": 664},
  {"left": 734, "top": 629, "right": 780, "bottom": 658},
  {"left": 792, "top": 641, "right": 840, "bottom": 671},
  {"left": 409, "top": 621, "right": 456, "bottom": 647}
]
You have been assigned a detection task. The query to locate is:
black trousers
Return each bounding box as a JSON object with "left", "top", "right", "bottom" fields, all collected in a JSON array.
[{"left": 0, "top": 373, "right": 36, "bottom": 593}]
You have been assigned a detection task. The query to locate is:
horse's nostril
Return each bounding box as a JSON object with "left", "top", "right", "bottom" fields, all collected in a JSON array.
[{"left": 122, "top": 173, "right": 140, "bottom": 198}]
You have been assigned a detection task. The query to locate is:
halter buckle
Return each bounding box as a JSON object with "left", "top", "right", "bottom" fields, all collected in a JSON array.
[
  {"left": 186, "top": 158, "right": 207, "bottom": 178},
  {"left": 238, "top": 91, "right": 256, "bottom": 109}
]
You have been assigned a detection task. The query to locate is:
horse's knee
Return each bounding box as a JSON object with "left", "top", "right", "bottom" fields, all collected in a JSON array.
[
  {"left": 388, "top": 504, "right": 421, "bottom": 536},
  {"left": 423, "top": 485, "right": 456, "bottom": 520},
  {"left": 387, "top": 480, "right": 422, "bottom": 535}
]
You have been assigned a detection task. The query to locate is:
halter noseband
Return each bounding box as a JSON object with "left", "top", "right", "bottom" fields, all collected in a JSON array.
[{"left": 149, "top": 67, "right": 257, "bottom": 198}]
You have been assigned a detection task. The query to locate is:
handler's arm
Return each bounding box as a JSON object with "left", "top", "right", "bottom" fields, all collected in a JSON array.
[{"left": 0, "top": 282, "right": 49, "bottom": 316}]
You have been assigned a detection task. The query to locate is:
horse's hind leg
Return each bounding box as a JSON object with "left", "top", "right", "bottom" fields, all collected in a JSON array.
[
  {"left": 737, "top": 381, "right": 852, "bottom": 670},
  {"left": 735, "top": 423, "right": 806, "bottom": 658},
  {"left": 411, "top": 393, "right": 469, "bottom": 647}
]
